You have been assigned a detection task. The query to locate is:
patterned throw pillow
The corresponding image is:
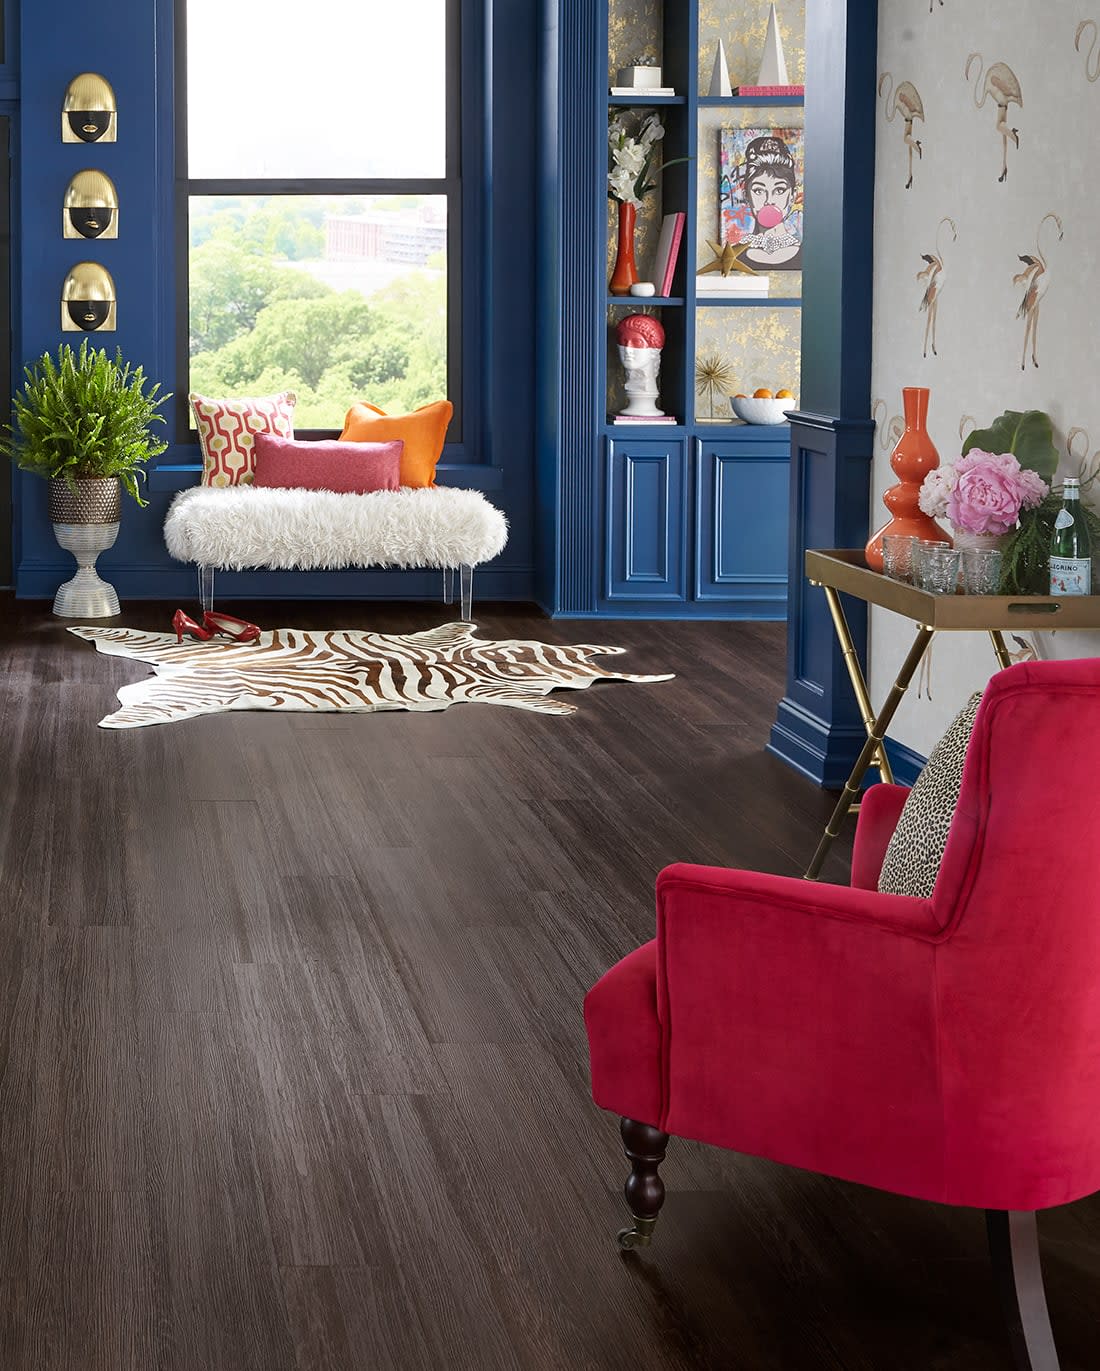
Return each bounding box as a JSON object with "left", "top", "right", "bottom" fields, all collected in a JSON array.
[
  {"left": 191, "top": 390, "right": 297, "bottom": 487},
  {"left": 877, "top": 692, "right": 983, "bottom": 899}
]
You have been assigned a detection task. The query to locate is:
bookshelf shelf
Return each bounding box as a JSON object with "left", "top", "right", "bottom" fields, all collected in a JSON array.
[
  {"left": 605, "top": 296, "right": 684, "bottom": 307},
  {"left": 698, "top": 95, "right": 804, "bottom": 108},
  {"left": 695, "top": 296, "right": 802, "bottom": 308}
]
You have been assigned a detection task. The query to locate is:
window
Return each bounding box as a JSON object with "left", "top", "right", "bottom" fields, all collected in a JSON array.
[{"left": 179, "top": 0, "right": 461, "bottom": 435}]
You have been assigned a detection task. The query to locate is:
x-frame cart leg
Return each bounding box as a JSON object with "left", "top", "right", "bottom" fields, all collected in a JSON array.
[
  {"left": 820, "top": 584, "right": 895, "bottom": 784},
  {"left": 804, "top": 625, "right": 935, "bottom": 880}
]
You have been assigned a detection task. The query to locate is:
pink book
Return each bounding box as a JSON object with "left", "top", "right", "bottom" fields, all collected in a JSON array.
[
  {"left": 654, "top": 213, "right": 685, "bottom": 297},
  {"left": 735, "top": 84, "right": 804, "bottom": 97}
]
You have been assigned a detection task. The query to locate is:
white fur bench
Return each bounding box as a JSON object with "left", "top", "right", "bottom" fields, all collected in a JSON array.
[{"left": 164, "top": 485, "right": 509, "bottom": 620}]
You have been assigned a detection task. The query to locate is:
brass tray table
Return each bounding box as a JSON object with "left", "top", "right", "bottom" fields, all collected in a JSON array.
[{"left": 804, "top": 549, "right": 1100, "bottom": 879}]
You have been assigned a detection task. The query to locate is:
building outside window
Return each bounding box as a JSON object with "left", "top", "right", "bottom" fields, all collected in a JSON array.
[{"left": 180, "top": 0, "right": 459, "bottom": 434}]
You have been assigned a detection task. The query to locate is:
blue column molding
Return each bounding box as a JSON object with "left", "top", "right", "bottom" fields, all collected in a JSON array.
[
  {"left": 534, "top": 0, "right": 603, "bottom": 615},
  {"left": 767, "top": 0, "right": 880, "bottom": 787}
]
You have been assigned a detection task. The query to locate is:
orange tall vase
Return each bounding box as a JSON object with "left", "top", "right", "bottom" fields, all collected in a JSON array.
[
  {"left": 609, "top": 201, "right": 638, "bottom": 296},
  {"left": 865, "top": 386, "right": 951, "bottom": 572}
]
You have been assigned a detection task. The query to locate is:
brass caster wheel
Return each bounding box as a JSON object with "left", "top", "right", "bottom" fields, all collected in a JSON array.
[{"left": 617, "top": 1217, "right": 656, "bottom": 1250}]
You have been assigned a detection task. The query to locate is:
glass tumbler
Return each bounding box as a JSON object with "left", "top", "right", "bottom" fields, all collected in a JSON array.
[
  {"left": 960, "top": 546, "right": 1003, "bottom": 596},
  {"left": 881, "top": 533, "right": 915, "bottom": 583},
  {"left": 915, "top": 542, "right": 961, "bottom": 594}
]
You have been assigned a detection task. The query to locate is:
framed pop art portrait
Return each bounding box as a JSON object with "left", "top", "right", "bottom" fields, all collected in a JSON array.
[{"left": 719, "top": 128, "right": 804, "bottom": 272}]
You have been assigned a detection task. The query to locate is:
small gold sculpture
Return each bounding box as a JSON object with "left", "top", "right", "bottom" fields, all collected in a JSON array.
[
  {"left": 696, "top": 240, "right": 758, "bottom": 277},
  {"left": 695, "top": 354, "right": 737, "bottom": 419}
]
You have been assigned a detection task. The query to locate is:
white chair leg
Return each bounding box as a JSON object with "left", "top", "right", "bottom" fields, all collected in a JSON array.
[
  {"left": 460, "top": 563, "right": 474, "bottom": 621},
  {"left": 442, "top": 566, "right": 454, "bottom": 605},
  {"left": 198, "top": 565, "right": 215, "bottom": 612}
]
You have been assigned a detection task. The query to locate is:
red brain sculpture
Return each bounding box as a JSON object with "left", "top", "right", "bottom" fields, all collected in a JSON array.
[{"left": 615, "top": 314, "right": 666, "bottom": 349}]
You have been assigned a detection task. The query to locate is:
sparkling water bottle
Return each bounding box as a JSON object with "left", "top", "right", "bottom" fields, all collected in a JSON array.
[{"left": 1049, "top": 478, "right": 1092, "bottom": 596}]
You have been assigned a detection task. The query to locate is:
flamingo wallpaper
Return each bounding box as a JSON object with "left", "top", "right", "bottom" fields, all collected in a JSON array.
[{"left": 870, "top": 0, "right": 1100, "bottom": 757}]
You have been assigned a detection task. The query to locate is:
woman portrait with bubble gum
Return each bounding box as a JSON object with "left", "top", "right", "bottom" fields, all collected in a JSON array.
[{"left": 738, "top": 134, "right": 802, "bottom": 271}]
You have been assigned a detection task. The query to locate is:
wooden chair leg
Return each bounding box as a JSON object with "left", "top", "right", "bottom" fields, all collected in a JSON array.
[
  {"left": 617, "top": 1117, "right": 669, "bottom": 1250},
  {"left": 986, "top": 1210, "right": 1060, "bottom": 1371}
]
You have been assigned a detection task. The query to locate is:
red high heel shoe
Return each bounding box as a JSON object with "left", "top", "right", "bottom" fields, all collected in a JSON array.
[
  {"left": 202, "top": 611, "right": 261, "bottom": 643},
  {"left": 172, "top": 609, "right": 214, "bottom": 643}
]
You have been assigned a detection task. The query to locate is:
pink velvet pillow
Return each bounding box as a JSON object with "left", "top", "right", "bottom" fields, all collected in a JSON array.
[{"left": 251, "top": 434, "right": 403, "bottom": 494}]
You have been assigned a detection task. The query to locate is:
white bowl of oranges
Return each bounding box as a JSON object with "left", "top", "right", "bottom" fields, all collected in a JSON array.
[{"left": 730, "top": 388, "right": 796, "bottom": 425}]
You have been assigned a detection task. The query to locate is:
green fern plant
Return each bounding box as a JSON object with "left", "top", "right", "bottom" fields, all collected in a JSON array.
[{"left": 0, "top": 341, "right": 171, "bottom": 506}]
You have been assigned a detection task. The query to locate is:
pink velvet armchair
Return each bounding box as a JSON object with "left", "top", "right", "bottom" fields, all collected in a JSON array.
[{"left": 585, "top": 658, "right": 1100, "bottom": 1370}]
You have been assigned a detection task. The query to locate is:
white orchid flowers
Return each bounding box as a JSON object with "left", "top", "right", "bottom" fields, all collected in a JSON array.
[{"left": 608, "top": 114, "right": 667, "bottom": 207}]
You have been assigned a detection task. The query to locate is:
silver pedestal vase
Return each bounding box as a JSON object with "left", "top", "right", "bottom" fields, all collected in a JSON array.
[{"left": 48, "top": 477, "right": 122, "bottom": 618}]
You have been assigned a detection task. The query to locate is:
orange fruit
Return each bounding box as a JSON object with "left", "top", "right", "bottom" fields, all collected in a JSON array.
[
  {"left": 776, "top": 388, "right": 794, "bottom": 399},
  {"left": 753, "top": 387, "right": 773, "bottom": 399},
  {"left": 733, "top": 392, "right": 747, "bottom": 399}
]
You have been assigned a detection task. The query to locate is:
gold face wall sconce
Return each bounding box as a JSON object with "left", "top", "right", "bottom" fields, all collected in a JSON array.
[
  {"left": 62, "top": 73, "right": 117, "bottom": 143},
  {"left": 61, "top": 262, "right": 117, "bottom": 331},
  {"left": 63, "top": 170, "right": 119, "bottom": 239}
]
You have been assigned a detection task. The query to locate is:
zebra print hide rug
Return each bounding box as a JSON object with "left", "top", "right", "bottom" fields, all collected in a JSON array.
[{"left": 69, "top": 622, "right": 674, "bottom": 730}]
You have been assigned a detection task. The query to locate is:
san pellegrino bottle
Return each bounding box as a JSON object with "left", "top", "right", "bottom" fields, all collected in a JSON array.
[{"left": 1049, "top": 478, "right": 1092, "bottom": 596}]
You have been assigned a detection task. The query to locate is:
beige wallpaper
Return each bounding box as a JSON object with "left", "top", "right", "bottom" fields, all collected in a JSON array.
[{"left": 871, "top": 0, "right": 1100, "bottom": 755}]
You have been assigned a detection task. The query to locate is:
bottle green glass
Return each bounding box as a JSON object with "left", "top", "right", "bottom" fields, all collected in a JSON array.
[{"left": 1049, "top": 478, "right": 1092, "bottom": 596}]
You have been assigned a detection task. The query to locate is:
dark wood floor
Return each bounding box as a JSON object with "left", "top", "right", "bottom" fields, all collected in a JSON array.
[{"left": 1, "top": 598, "right": 1097, "bottom": 1371}]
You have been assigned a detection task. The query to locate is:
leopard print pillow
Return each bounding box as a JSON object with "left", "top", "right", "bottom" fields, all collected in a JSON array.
[{"left": 877, "top": 692, "right": 983, "bottom": 899}]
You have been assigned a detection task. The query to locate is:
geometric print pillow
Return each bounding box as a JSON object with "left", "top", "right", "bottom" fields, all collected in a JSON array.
[
  {"left": 190, "top": 390, "right": 297, "bottom": 487},
  {"left": 877, "top": 691, "right": 983, "bottom": 899}
]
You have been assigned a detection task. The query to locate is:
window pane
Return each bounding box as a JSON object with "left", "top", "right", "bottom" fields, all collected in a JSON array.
[
  {"left": 187, "top": 0, "right": 448, "bottom": 179},
  {"left": 188, "top": 195, "right": 448, "bottom": 430}
]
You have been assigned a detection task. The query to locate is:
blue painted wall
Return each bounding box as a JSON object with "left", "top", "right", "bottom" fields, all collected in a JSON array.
[{"left": 9, "top": 0, "right": 537, "bottom": 602}]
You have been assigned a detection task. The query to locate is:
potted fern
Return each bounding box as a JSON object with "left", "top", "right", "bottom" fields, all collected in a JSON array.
[{"left": 0, "top": 341, "right": 170, "bottom": 616}]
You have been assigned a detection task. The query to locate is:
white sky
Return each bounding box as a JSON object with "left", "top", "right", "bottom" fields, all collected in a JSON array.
[{"left": 187, "top": 0, "right": 448, "bottom": 180}]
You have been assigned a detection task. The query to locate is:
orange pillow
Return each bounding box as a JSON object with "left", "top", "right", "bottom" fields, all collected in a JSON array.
[{"left": 339, "top": 400, "right": 452, "bottom": 488}]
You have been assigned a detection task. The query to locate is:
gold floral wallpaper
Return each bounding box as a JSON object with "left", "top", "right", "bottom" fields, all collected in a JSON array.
[
  {"left": 697, "top": 0, "right": 805, "bottom": 90},
  {"left": 694, "top": 307, "right": 800, "bottom": 423},
  {"left": 608, "top": 0, "right": 662, "bottom": 85}
]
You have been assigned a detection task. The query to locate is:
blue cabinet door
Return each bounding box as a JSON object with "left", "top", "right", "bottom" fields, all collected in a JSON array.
[
  {"left": 695, "top": 434, "right": 789, "bottom": 615},
  {"left": 606, "top": 437, "right": 686, "bottom": 601}
]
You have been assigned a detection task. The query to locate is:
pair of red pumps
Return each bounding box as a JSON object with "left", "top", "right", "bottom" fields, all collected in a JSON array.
[{"left": 172, "top": 609, "right": 261, "bottom": 644}]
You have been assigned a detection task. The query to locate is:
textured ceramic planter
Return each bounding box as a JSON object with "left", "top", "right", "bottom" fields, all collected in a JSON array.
[{"left": 48, "top": 476, "right": 121, "bottom": 618}]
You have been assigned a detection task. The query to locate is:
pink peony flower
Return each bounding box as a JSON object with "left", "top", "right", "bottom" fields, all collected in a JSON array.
[
  {"left": 918, "top": 466, "right": 958, "bottom": 518},
  {"left": 945, "top": 449, "right": 1049, "bottom": 535}
]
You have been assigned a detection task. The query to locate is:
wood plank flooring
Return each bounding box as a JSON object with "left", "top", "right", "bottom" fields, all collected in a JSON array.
[{"left": 0, "top": 598, "right": 1097, "bottom": 1370}]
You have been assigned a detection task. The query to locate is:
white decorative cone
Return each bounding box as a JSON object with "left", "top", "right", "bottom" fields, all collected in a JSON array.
[
  {"left": 708, "top": 40, "right": 733, "bottom": 97},
  {"left": 758, "top": 4, "right": 790, "bottom": 86}
]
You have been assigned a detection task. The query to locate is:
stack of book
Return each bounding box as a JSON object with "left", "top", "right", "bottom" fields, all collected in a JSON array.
[
  {"left": 696, "top": 274, "right": 770, "bottom": 300},
  {"left": 612, "top": 413, "right": 677, "bottom": 425},
  {"left": 734, "top": 84, "right": 804, "bottom": 98}
]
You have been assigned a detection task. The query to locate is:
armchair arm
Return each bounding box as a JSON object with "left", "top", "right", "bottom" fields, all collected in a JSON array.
[
  {"left": 850, "top": 784, "right": 911, "bottom": 890},
  {"left": 652, "top": 864, "right": 946, "bottom": 1196}
]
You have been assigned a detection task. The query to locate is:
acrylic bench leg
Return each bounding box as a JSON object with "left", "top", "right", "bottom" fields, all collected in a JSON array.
[
  {"left": 197, "top": 565, "right": 215, "bottom": 613},
  {"left": 442, "top": 566, "right": 454, "bottom": 605},
  {"left": 460, "top": 564, "right": 473, "bottom": 621}
]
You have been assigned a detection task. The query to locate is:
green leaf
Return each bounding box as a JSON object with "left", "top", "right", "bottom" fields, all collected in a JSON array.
[
  {"left": 0, "top": 341, "right": 171, "bottom": 503},
  {"left": 962, "top": 409, "right": 1058, "bottom": 482}
]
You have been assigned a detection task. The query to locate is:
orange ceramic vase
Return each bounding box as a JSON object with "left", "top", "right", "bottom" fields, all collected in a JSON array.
[
  {"left": 865, "top": 386, "right": 951, "bottom": 572},
  {"left": 609, "top": 201, "right": 638, "bottom": 295}
]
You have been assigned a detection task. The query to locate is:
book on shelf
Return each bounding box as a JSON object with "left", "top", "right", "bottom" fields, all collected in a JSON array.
[
  {"left": 734, "top": 84, "right": 804, "bottom": 98},
  {"left": 653, "top": 213, "right": 685, "bottom": 297},
  {"left": 609, "top": 86, "right": 676, "bottom": 97},
  {"left": 612, "top": 414, "right": 678, "bottom": 424}
]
